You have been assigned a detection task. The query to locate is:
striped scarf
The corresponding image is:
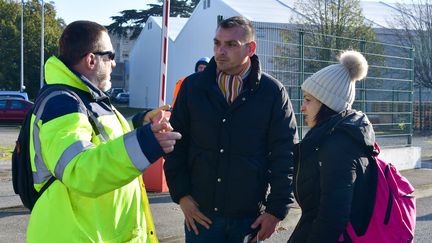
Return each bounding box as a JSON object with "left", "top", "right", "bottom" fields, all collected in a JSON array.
[{"left": 217, "top": 61, "right": 251, "bottom": 104}]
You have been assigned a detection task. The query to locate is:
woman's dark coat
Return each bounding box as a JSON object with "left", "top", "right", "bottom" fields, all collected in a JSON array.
[{"left": 289, "top": 110, "right": 377, "bottom": 242}]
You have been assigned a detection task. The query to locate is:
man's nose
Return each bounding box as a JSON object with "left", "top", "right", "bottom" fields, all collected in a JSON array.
[
  {"left": 111, "top": 59, "right": 116, "bottom": 68},
  {"left": 216, "top": 45, "right": 226, "bottom": 55}
]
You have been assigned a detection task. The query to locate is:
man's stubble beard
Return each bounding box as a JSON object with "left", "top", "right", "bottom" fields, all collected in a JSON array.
[
  {"left": 99, "top": 78, "right": 112, "bottom": 92},
  {"left": 95, "top": 65, "right": 112, "bottom": 92}
]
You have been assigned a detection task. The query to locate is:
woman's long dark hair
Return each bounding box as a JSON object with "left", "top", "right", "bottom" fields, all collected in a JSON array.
[{"left": 315, "top": 103, "right": 338, "bottom": 125}]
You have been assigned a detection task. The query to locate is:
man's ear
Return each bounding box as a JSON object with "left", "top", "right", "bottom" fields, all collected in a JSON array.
[
  {"left": 82, "top": 53, "right": 97, "bottom": 70},
  {"left": 248, "top": 41, "right": 257, "bottom": 57}
]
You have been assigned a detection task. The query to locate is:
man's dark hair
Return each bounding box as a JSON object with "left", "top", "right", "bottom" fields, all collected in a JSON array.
[
  {"left": 315, "top": 103, "right": 338, "bottom": 125},
  {"left": 218, "top": 16, "right": 256, "bottom": 42},
  {"left": 59, "top": 20, "right": 107, "bottom": 67}
]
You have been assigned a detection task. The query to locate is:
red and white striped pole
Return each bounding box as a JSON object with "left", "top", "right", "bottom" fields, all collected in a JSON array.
[{"left": 159, "top": 0, "right": 170, "bottom": 106}]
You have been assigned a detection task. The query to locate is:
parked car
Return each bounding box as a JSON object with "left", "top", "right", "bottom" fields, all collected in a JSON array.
[
  {"left": 108, "top": 88, "right": 126, "bottom": 99},
  {"left": 0, "top": 91, "right": 29, "bottom": 101},
  {"left": 0, "top": 98, "right": 33, "bottom": 123},
  {"left": 114, "top": 92, "right": 129, "bottom": 103}
]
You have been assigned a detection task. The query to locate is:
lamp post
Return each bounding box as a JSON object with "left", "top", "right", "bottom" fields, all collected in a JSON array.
[
  {"left": 20, "top": 0, "right": 25, "bottom": 92},
  {"left": 40, "top": 0, "right": 44, "bottom": 88}
]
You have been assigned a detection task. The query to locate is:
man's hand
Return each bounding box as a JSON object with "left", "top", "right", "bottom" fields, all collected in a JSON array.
[
  {"left": 179, "top": 195, "right": 212, "bottom": 235},
  {"left": 250, "top": 212, "right": 280, "bottom": 242},
  {"left": 151, "top": 122, "right": 181, "bottom": 153},
  {"left": 144, "top": 104, "right": 170, "bottom": 123}
]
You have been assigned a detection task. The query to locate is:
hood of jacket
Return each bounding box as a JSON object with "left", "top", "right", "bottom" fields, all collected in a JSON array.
[
  {"left": 301, "top": 109, "right": 376, "bottom": 154},
  {"left": 44, "top": 56, "right": 109, "bottom": 101}
]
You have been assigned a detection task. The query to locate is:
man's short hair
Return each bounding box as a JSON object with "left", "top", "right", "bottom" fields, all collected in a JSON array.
[
  {"left": 217, "top": 16, "right": 256, "bottom": 42},
  {"left": 59, "top": 20, "right": 107, "bottom": 67}
]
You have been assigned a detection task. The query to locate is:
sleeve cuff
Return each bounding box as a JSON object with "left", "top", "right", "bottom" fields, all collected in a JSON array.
[
  {"left": 265, "top": 205, "right": 289, "bottom": 220},
  {"left": 136, "top": 123, "right": 164, "bottom": 163},
  {"left": 131, "top": 110, "right": 151, "bottom": 129}
]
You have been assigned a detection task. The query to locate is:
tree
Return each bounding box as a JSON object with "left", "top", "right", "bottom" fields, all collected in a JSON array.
[
  {"left": 293, "top": 0, "right": 379, "bottom": 70},
  {"left": 270, "top": 0, "right": 382, "bottom": 90},
  {"left": 107, "top": 0, "right": 199, "bottom": 39},
  {"left": 0, "top": 0, "right": 64, "bottom": 99},
  {"left": 390, "top": 0, "right": 432, "bottom": 88}
]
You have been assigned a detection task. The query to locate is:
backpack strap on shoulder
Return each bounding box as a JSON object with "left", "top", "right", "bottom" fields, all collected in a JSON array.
[{"left": 31, "top": 85, "right": 105, "bottom": 191}]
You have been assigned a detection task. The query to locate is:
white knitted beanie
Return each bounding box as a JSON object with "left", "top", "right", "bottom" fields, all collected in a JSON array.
[{"left": 301, "top": 50, "right": 368, "bottom": 112}]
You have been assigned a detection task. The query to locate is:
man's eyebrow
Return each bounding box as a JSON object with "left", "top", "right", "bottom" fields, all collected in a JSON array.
[{"left": 213, "top": 39, "right": 240, "bottom": 43}]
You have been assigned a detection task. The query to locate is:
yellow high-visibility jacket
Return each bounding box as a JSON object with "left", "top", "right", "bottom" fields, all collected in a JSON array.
[{"left": 27, "top": 56, "right": 160, "bottom": 243}]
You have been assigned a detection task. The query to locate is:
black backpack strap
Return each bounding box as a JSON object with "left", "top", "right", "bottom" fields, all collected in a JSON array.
[
  {"left": 37, "top": 176, "right": 56, "bottom": 198},
  {"left": 37, "top": 85, "right": 106, "bottom": 141},
  {"left": 342, "top": 230, "right": 353, "bottom": 243},
  {"left": 31, "top": 85, "right": 104, "bottom": 194}
]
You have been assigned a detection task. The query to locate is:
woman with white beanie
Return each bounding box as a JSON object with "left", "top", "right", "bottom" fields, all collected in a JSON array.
[{"left": 288, "top": 50, "right": 377, "bottom": 242}]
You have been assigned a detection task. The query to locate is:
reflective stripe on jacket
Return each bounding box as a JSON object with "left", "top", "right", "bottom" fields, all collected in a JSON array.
[{"left": 27, "top": 56, "right": 159, "bottom": 243}]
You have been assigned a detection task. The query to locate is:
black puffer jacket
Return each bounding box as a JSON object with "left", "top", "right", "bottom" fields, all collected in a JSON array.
[
  {"left": 289, "top": 110, "right": 377, "bottom": 243},
  {"left": 164, "top": 55, "right": 298, "bottom": 219}
]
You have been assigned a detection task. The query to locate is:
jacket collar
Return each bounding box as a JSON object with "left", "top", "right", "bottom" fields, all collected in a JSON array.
[
  {"left": 44, "top": 56, "right": 109, "bottom": 101},
  {"left": 202, "top": 54, "right": 262, "bottom": 92},
  {"left": 301, "top": 110, "right": 375, "bottom": 153}
]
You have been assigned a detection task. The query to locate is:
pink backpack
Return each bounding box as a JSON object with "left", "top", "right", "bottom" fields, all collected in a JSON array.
[{"left": 339, "top": 143, "right": 416, "bottom": 243}]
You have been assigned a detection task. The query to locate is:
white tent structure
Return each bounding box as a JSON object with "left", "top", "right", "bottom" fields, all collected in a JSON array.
[
  {"left": 128, "top": 0, "right": 407, "bottom": 108},
  {"left": 129, "top": 0, "right": 305, "bottom": 108},
  {"left": 129, "top": 16, "right": 188, "bottom": 108}
]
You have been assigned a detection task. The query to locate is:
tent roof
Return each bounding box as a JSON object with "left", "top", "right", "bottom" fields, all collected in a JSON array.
[
  {"left": 222, "top": 0, "right": 306, "bottom": 23},
  {"left": 150, "top": 16, "right": 189, "bottom": 40}
]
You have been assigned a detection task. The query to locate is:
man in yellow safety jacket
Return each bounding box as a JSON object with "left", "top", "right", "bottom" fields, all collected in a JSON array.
[{"left": 26, "top": 20, "right": 181, "bottom": 242}]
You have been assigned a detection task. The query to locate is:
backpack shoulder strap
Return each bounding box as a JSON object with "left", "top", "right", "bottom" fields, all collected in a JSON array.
[
  {"left": 31, "top": 85, "right": 102, "bottom": 187},
  {"left": 30, "top": 86, "right": 80, "bottom": 196},
  {"left": 34, "top": 85, "right": 104, "bottom": 140}
]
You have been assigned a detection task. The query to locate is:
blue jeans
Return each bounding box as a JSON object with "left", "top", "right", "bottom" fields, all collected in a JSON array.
[{"left": 184, "top": 212, "right": 260, "bottom": 243}]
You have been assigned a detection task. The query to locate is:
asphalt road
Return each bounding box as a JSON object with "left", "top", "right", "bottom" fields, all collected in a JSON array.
[
  {"left": 414, "top": 196, "right": 432, "bottom": 242},
  {"left": 1, "top": 196, "right": 431, "bottom": 242}
]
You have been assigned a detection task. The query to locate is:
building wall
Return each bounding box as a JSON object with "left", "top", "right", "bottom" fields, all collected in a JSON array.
[
  {"left": 128, "top": 17, "right": 180, "bottom": 109},
  {"left": 127, "top": 0, "right": 421, "bottom": 110},
  {"left": 129, "top": 20, "right": 163, "bottom": 108},
  {"left": 169, "top": 0, "right": 238, "bottom": 103},
  {"left": 108, "top": 33, "right": 136, "bottom": 90}
]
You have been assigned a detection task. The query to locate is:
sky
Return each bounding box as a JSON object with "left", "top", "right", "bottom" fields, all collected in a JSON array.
[
  {"left": 52, "top": 0, "right": 414, "bottom": 26},
  {"left": 52, "top": 0, "right": 156, "bottom": 26}
]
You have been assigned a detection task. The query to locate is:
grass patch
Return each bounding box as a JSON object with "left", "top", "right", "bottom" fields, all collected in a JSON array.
[{"left": 0, "top": 146, "right": 14, "bottom": 161}]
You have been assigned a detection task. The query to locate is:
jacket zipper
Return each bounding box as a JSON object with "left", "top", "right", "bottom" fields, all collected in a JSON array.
[
  {"left": 290, "top": 143, "right": 302, "bottom": 242},
  {"left": 295, "top": 143, "right": 301, "bottom": 206}
]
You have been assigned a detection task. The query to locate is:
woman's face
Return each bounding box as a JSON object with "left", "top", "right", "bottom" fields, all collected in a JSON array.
[{"left": 301, "top": 91, "right": 322, "bottom": 128}]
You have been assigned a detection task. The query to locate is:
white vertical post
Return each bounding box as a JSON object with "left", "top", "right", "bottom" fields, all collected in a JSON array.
[
  {"left": 158, "top": 0, "right": 170, "bottom": 106},
  {"left": 20, "top": 0, "right": 24, "bottom": 92},
  {"left": 40, "top": 0, "right": 44, "bottom": 88}
]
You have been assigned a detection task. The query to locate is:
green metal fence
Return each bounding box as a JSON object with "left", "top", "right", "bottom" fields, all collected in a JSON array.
[{"left": 253, "top": 22, "right": 414, "bottom": 147}]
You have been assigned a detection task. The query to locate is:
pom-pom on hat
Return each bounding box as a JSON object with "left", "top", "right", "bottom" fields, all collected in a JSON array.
[{"left": 301, "top": 50, "right": 368, "bottom": 112}]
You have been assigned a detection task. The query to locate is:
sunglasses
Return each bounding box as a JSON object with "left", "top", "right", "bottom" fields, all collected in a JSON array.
[{"left": 92, "top": 51, "right": 115, "bottom": 60}]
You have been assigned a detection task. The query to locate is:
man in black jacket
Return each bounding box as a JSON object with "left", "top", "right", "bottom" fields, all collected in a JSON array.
[{"left": 164, "top": 16, "right": 298, "bottom": 242}]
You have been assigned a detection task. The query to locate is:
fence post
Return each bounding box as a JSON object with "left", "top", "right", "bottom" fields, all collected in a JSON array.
[
  {"left": 408, "top": 46, "right": 414, "bottom": 145},
  {"left": 392, "top": 87, "right": 396, "bottom": 129},
  {"left": 298, "top": 29, "right": 305, "bottom": 139},
  {"left": 419, "top": 85, "right": 422, "bottom": 131},
  {"left": 217, "top": 15, "right": 223, "bottom": 24}
]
